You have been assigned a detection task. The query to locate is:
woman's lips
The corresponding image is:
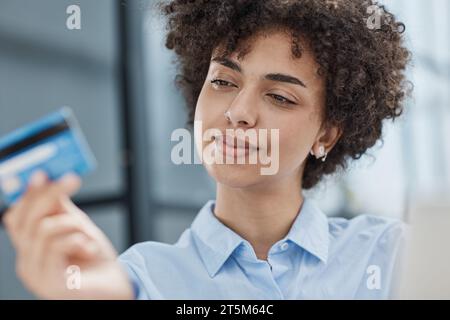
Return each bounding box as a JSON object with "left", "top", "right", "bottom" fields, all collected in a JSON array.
[{"left": 214, "top": 135, "right": 259, "bottom": 159}]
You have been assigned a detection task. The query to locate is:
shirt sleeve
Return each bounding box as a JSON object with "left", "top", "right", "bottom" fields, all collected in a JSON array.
[
  {"left": 119, "top": 259, "right": 148, "bottom": 300},
  {"left": 118, "top": 245, "right": 161, "bottom": 300},
  {"left": 355, "top": 219, "right": 409, "bottom": 299}
]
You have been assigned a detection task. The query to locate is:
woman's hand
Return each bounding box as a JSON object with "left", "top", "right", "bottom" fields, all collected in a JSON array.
[{"left": 1, "top": 171, "right": 134, "bottom": 300}]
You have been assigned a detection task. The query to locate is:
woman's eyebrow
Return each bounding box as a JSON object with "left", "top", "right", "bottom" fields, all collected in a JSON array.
[
  {"left": 211, "top": 56, "right": 307, "bottom": 88},
  {"left": 265, "top": 73, "right": 307, "bottom": 88},
  {"left": 211, "top": 57, "right": 242, "bottom": 72}
]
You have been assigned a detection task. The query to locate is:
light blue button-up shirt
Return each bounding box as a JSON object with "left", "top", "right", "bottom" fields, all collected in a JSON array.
[{"left": 118, "top": 198, "right": 406, "bottom": 299}]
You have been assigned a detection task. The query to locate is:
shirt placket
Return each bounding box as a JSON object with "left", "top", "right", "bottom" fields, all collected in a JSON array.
[{"left": 233, "top": 244, "right": 285, "bottom": 299}]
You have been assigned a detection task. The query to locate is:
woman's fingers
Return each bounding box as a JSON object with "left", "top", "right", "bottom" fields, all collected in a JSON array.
[
  {"left": 37, "top": 232, "right": 99, "bottom": 298},
  {"left": 58, "top": 197, "right": 117, "bottom": 260},
  {"left": 1, "top": 171, "right": 48, "bottom": 246},
  {"left": 1, "top": 170, "right": 130, "bottom": 300},
  {"left": 21, "top": 172, "right": 82, "bottom": 232},
  {"left": 28, "top": 213, "right": 92, "bottom": 271},
  {"left": 15, "top": 212, "right": 101, "bottom": 297},
  {"left": 8, "top": 172, "right": 82, "bottom": 250},
  {"left": 48, "top": 232, "right": 99, "bottom": 263}
]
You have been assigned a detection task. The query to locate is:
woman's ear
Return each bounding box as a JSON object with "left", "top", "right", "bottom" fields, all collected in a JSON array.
[{"left": 311, "top": 124, "right": 343, "bottom": 157}]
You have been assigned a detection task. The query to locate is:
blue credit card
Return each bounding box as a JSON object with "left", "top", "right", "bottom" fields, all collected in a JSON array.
[{"left": 0, "top": 107, "right": 96, "bottom": 206}]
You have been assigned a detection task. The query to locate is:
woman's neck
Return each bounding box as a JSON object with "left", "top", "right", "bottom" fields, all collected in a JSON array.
[{"left": 214, "top": 178, "right": 304, "bottom": 261}]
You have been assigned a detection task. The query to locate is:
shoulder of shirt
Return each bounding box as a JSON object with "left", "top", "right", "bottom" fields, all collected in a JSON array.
[
  {"left": 118, "top": 229, "right": 195, "bottom": 266},
  {"left": 326, "top": 213, "right": 409, "bottom": 248}
]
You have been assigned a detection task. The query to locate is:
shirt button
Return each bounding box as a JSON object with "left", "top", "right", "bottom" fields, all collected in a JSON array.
[{"left": 280, "top": 242, "right": 289, "bottom": 251}]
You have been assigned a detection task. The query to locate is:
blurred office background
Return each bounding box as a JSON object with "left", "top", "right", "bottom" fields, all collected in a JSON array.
[{"left": 0, "top": 0, "right": 448, "bottom": 298}]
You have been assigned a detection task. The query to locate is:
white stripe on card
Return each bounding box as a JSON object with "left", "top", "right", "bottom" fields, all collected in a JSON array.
[{"left": 0, "top": 143, "right": 57, "bottom": 177}]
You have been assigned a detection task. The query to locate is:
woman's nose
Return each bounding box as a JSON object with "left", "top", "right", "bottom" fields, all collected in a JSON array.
[{"left": 226, "top": 89, "right": 258, "bottom": 128}]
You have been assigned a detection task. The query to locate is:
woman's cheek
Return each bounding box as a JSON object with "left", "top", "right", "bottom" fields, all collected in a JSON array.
[{"left": 277, "top": 127, "right": 308, "bottom": 168}]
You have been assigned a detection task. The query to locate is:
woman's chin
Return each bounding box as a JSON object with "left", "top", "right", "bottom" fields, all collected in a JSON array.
[{"left": 206, "top": 164, "right": 265, "bottom": 189}]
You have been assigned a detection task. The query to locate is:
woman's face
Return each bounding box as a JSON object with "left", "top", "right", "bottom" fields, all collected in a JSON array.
[{"left": 195, "top": 30, "right": 334, "bottom": 189}]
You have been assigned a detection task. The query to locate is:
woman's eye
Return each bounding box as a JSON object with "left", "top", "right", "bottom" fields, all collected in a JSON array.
[
  {"left": 211, "top": 79, "right": 236, "bottom": 88},
  {"left": 267, "top": 94, "right": 295, "bottom": 106}
]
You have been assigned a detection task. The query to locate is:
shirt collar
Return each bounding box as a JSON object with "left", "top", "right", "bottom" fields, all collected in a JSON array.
[
  {"left": 191, "top": 200, "right": 244, "bottom": 278},
  {"left": 191, "top": 198, "right": 329, "bottom": 278},
  {"left": 285, "top": 197, "right": 330, "bottom": 264}
]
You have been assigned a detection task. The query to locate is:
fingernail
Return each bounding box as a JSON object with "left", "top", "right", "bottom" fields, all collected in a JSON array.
[
  {"left": 29, "top": 170, "right": 47, "bottom": 187},
  {"left": 59, "top": 172, "right": 80, "bottom": 184},
  {"left": 58, "top": 173, "right": 81, "bottom": 189}
]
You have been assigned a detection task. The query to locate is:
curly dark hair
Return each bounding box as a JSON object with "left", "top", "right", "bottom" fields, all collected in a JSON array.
[{"left": 158, "top": 0, "right": 411, "bottom": 189}]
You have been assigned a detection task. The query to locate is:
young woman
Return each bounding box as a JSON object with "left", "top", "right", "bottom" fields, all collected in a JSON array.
[{"left": 2, "top": 0, "right": 411, "bottom": 299}]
